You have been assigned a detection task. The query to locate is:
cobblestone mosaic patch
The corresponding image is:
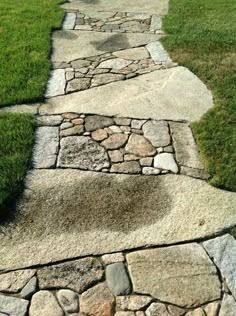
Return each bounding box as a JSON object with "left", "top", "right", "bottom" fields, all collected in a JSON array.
[
  {"left": 63, "top": 11, "right": 164, "bottom": 34},
  {"left": 33, "top": 113, "right": 209, "bottom": 180}
]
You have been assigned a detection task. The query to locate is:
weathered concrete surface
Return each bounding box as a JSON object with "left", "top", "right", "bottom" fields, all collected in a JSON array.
[
  {"left": 41, "top": 67, "right": 213, "bottom": 122},
  {"left": 62, "top": 0, "right": 169, "bottom": 15},
  {"left": 0, "top": 170, "right": 235, "bottom": 271},
  {"left": 52, "top": 31, "right": 160, "bottom": 63}
]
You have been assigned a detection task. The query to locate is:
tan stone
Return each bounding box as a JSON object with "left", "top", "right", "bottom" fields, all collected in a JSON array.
[
  {"left": 114, "top": 117, "right": 131, "bottom": 126},
  {"left": 71, "top": 118, "right": 84, "bottom": 125},
  {"left": 142, "top": 120, "right": 170, "bottom": 147},
  {"left": 167, "top": 305, "right": 186, "bottom": 316},
  {"left": 62, "top": 113, "right": 79, "bottom": 119},
  {"left": 140, "top": 157, "right": 153, "bottom": 166},
  {"left": 204, "top": 302, "right": 220, "bottom": 316},
  {"left": 116, "top": 295, "right": 152, "bottom": 311},
  {"left": 113, "top": 47, "right": 150, "bottom": 61},
  {"left": 102, "top": 253, "right": 124, "bottom": 265},
  {"left": 91, "top": 129, "right": 108, "bottom": 141},
  {"left": 60, "top": 125, "right": 84, "bottom": 137},
  {"left": 125, "top": 134, "right": 156, "bottom": 157},
  {"left": 109, "top": 150, "right": 124, "bottom": 163},
  {"left": 124, "top": 154, "right": 139, "bottom": 161},
  {"left": 101, "top": 133, "right": 129, "bottom": 149},
  {"left": 0, "top": 269, "right": 35, "bottom": 293},
  {"left": 80, "top": 283, "right": 115, "bottom": 316},
  {"left": 115, "top": 312, "right": 135, "bottom": 316},
  {"left": 185, "top": 308, "right": 205, "bottom": 316},
  {"left": 111, "top": 161, "right": 141, "bottom": 174},
  {"left": 29, "top": 291, "right": 63, "bottom": 316}
]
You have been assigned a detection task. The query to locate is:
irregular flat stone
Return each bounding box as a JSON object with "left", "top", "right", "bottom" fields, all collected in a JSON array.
[
  {"left": 45, "top": 69, "right": 65, "bottom": 98},
  {"left": 37, "top": 115, "right": 63, "bottom": 126},
  {"left": 142, "top": 167, "right": 161, "bottom": 175},
  {"left": 126, "top": 244, "right": 221, "bottom": 307},
  {"left": 60, "top": 122, "right": 73, "bottom": 130},
  {"left": 167, "top": 305, "right": 186, "bottom": 316},
  {"left": 109, "top": 150, "right": 124, "bottom": 163},
  {"left": 109, "top": 125, "right": 123, "bottom": 133},
  {"left": 52, "top": 31, "right": 160, "bottom": 63},
  {"left": 115, "top": 312, "right": 135, "bottom": 316},
  {"left": 116, "top": 295, "right": 152, "bottom": 311},
  {"left": 63, "top": 0, "right": 168, "bottom": 15},
  {"left": 60, "top": 124, "right": 84, "bottom": 137},
  {"left": 21, "top": 276, "right": 38, "bottom": 299},
  {"left": 57, "top": 136, "right": 110, "bottom": 171},
  {"left": 42, "top": 67, "right": 213, "bottom": 122},
  {"left": 180, "top": 166, "right": 210, "bottom": 180},
  {"left": 146, "top": 303, "right": 169, "bottom": 316},
  {"left": 33, "top": 127, "right": 59, "bottom": 168},
  {"left": 124, "top": 154, "right": 139, "bottom": 161},
  {"left": 91, "top": 129, "right": 108, "bottom": 141},
  {"left": 0, "top": 295, "right": 29, "bottom": 316},
  {"left": 203, "top": 234, "right": 236, "bottom": 300},
  {"left": 185, "top": 308, "right": 205, "bottom": 316},
  {"left": 0, "top": 269, "right": 35, "bottom": 293},
  {"left": 71, "top": 59, "right": 91, "bottom": 69},
  {"left": 169, "top": 122, "right": 204, "bottom": 169},
  {"left": 140, "top": 157, "right": 153, "bottom": 166},
  {"left": 114, "top": 117, "right": 131, "bottom": 126},
  {"left": 113, "top": 47, "right": 150, "bottom": 60},
  {"left": 150, "top": 15, "right": 162, "bottom": 31},
  {"left": 66, "top": 78, "right": 91, "bottom": 93},
  {"left": 62, "top": 112, "right": 79, "bottom": 119},
  {"left": 29, "top": 290, "right": 63, "bottom": 316},
  {"left": 1, "top": 171, "right": 236, "bottom": 270},
  {"left": 101, "top": 133, "right": 128, "bottom": 149},
  {"left": 92, "top": 73, "right": 124, "bottom": 86},
  {"left": 71, "top": 118, "right": 84, "bottom": 125},
  {"left": 131, "top": 119, "right": 147, "bottom": 129},
  {"left": 85, "top": 115, "right": 114, "bottom": 132},
  {"left": 63, "top": 13, "right": 76, "bottom": 30},
  {"left": 142, "top": 120, "right": 170, "bottom": 147},
  {"left": 57, "top": 289, "right": 79, "bottom": 313},
  {"left": 154, "top": 153, "right": 179, "bottom": 173},
  {"left": 110, "top": 161, "right": 141, "bottom": 174},
  {"left": 146, "top": 41, "right": 171, "bottom": 63},
  {"left": 80, "top": 283, "right": 115, "bottom": 316},
  {"left": 38, "top": 257, "right": 104, "bottom": 293},
  {"left": 98, "top": 58, "right": 132, "bottom": 69},
  {"left": 125, "top": 134, "right": 156, "bottom": 157},
  {"left": 102, "top": 253, "right": 124, "bottom": 265},
  {"left": 106, "top": 262, "right": 131, "bottom": 296},
  {"left": 219, "top": 294, "right": 236, "bottom": 316}
]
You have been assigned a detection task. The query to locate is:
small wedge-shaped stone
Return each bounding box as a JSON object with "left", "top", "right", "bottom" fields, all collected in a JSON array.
[
  {"left": 38, "top": 257, "right": 104, "bottom": 293},
  {"left": 0, "top": 295, "right": 29, "bottom": 316},
  {"left": 203, "top": 234, "right": 236, "bottom": 300},
  {"left": 127, "top": 244, "right": 221, "bottom": 307},
  {"left": 29, "top": 291, "right": 63, "bottom": 316},
  {"left": 57, "top": 136, "right": 110, "bottom": 171},
  {"left": 142, "top": 120, "right": 170, "bottom": 147},
  {"left": 125, "top": 133, "right": 156, "bottom": 157},
  {"left": 21, "top": 276, "right": 38, "bottom": 299},
  {"left": 0, "top": 269, "right": 35, "bottom": 293},
  {"left": 85, "top": 115, "right": 114, "bottom": 131},
  {"left": 101, "top": 133, "right": 128, "bottom": 150}
]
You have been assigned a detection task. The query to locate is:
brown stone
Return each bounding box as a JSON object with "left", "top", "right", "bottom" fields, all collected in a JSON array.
[
  {"left": 85, "top": 115, "right": 114, "bottom": 132},
  {"left": 108, "top": 150, "right": 124, "bottom": 163},
  {"left": 62, "top": 113, "right": 79, "bottom": 120},
  {"left": 124, "top": 154, "right": 139, "bottom": 161},
  {"left": 71, "top": 118, "right": 84, "bottom": 125},
  {"left": 125, "top": 133, "right": 156, "bottom": 157},
  {"left": 80, "top": 283, "right": 115, "bottom": 316},
  {"left": 142, "top": 120, "right": 171, "bottom": 147},
  {"left": 91, "top": 129, "right": 108, "bottom": 141},
  {"left": 114, "top": 117, "right": 131, "bottom": 126},
  {"left": 60, "top": 125, "right": 84, "bottom": 137},
  {"left": 101, "top": 133, "right": 128, "bottom": 150},
  {"left": 110, "top": 161, "right": 141, "bottom": 174}
]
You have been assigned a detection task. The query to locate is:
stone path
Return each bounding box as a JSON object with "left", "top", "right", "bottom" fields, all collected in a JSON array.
[{"left": 0, "top": 0, "right": 236, "bottom": 315}]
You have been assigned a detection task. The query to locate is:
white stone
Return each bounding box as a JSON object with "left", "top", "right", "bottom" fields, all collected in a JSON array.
[
  {"left": 219, "top": 294, "right": 236, "bottom": 316},
  {"left": 150, "top": 15, "right": 162, "bottom": 31},
  {"left": 203, "top": 234, "right": 236, "bottom": 300},
  {"left": 142, "top": 167, "right": 161, "bottom": 175},
  {"left": 146, "top": 303, "right": 169, "bottom": 316},
  {"left": 98, "top": 58, "right": 132, "bottom": 70},
  {"left": 57, "top": 289, "right": 79, "bottom": 313},
  {"left": 29, "top": 290, "right": 63, "bottom": 316},
  {"left": 0, "top": 295, "right": 29, "bottom": 316},
  {"left": 154, "top": 153, "right": 179, "bottom": 173},
  {"left": 45, "top": 69, "right": 65, "bottom": 98},
  {"left": 62, "top": 13, "right": 76, "bottom": 30},
  {"left": 146, "top": 41, "right": 171, "bottom": 63}
]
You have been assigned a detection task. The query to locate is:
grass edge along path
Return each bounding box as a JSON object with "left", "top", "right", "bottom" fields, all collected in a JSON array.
[
  {"left": 0, "top": 0, "right": 64, "bottom": 107},
  {"left": 162, "top": 0, "right": 236, "bottom": 192}
]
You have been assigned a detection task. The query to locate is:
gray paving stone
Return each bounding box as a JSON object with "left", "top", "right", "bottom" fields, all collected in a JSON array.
[
  {"left": 106, "top": 262, "right": 131, "bottom": 296},
  {"left": 85, "top": 115, "right": 114, "bottom": 131},
  {"left": 45, "top": 69, "right": 65, "bottom": 98},
  {"left": 150, "top": 15, "right": 162, "bottom": 31},
  {"left": 146, "top": 41, "right": 171, "bottom": 63},
  {"left": 113, "top": 47, "right": 150, "bottom": 60},
  {"left": 63, "top": 13, "right": 76, "bottom": 30},
  {"left": 37, "top": 115, "right": 63, "bottom": 126},
  {"left": 0, "top": 295, "right": 29, "bottom": 316},
  {"left": 142, "top": 120, "right": 170, "bottom": 147}
]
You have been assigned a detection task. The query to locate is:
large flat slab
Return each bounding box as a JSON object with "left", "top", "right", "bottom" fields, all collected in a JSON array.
[
  {"left": 0, "top": 170, "right": 235, "bottom": 271},
  {"left": 62, "top": 0, "right": 169, "bottom": 15},
  {"left": 52, "top": 31, "right": 160, "bottom": 62},
  {"left": 41, "top": 67, "right": 213, "bottom": 122}
]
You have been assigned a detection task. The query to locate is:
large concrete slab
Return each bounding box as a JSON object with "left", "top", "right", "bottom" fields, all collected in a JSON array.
[
  {"left": 62, "top": 0, "right": 169, "bottom": 15},
  {"left": 0, "top": 170, "right": 235, "bottom": 271},
  {"left": 52, "top": 31, "right": 160, "bottom": 62},
  {"left": 41, "top": 67, "right": 214, "bottom": 122}
]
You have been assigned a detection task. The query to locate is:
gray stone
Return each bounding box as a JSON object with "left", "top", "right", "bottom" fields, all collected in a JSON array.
[
  {"left": 113, "top": 47, "right": 150, "bottom": 60},
  {"left": 131, "top": 119, "right": 147, "bottom": 129},
  {"left": 116, "top": 295, "right": 152, "bottom": 311},
  {"left": 42, "top": 67, "right": 213, "bottom": 122},
  {"left": 60, "top": 124, "right": 84, "bottom": 137},
  {"left": 33, "top": 127, "right": 59, "bottom": 168},
  {"left": 45, "top": 69, "right": 65, "bottom": 98},
  {"left": 120, "top": 21, "right": 147, "bottom": 32},
  {"left": 37, "top": 115, "right": 63, "bottom": 126},
  {"left": 66, "top": 70, "right": 74, "bottom": 81},
  {"left": 38, "top": 257, "right": 104, "bottom": 293},
  {"left": 80, "top": 283, "right": 115, "bottom": 316},
  {"left": 146, "top": 303, "right": 169, "bottom": 316},
  {"left": 62, "top": 112, "right": 79, "bottom": 119},
  {"left": 57, "top": 136, "right": 110, "bottom": 171},
  {"left": 92, "top": 73, "right": 124, "bottom": 86},
  {"left": 219, "top": 294, "right": 236, "bottom": 316},
  {"left": 101, "top": 133, "right": 128, "bottom": 149},
  {"left": 203, "top": 235, "right": 236, "bottom": 300},
  {"left": 63, "top": 13, "right": 76, "bottom": 30},
  {"left": 102, "top": 253, "right": 124, "bottom": 265},
  {"left": 126, "top": 244, "right": 221, "bottom": 307},
  {"left": 106, "top": 262, "right": 131, "bottom": 296},
  {"left": 29, "top": 290, "right": 63, "bottom": 316},
  {"left": 0, "top": 269, "right": 35, "bottom": 293},
  {"left": 154, "top": 153, "right": 179, "bottom": 173},
  {"left": 21, "top": 276, "right": 37, "bottom": 299},
  {"left": 125, "top": 134, "right": 156, "bottom": 157},
  {"left": 150, "top": 15, "right": 162, "bottom": 31},
  {"left": 66, "top": 78, "right": 91, "bottom": 92},
  {"left": 57, "top": 289, "right": 79, "bottom": 313},
  {"left": 85, "top": 115, "right": 114, "bottom": 132},
  {"left": 1, "top": 170, "right": 236, "bottom": 270},
  {"left": 142, "top": 120, "right": 170, "bottom": 147},
  {"left": 71, "top": 59, "right": 91, "bottom": 69},
  {"left": 142, "top": 167, "right": 161, "bottom": 175},
  {"left": 110, "top": 161, "right": 141, "bottom": 174},
  {"left": 60, "top": 122, "right": 73, "bottom": 130},
  {"left": 146, "top": 41, "right": 171, "bottom": 63},
  {"left": 0, "top": 295, "right": 29, "bottom": 316},
  {"left": 180, "top": 166, "right": 210, "bottom": 180},
  {"left": 98, "top": 58, "right": 132, "bottom": 69}
]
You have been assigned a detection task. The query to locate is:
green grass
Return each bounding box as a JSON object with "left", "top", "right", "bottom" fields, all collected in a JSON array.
[
  {"left": 0, "top": 113, "right": 35, "bottom": 217},
  {"left": 162, "top": 0, "right": 236, "bottom": 191},
  {"left": 0, "top": 0, "right": 64, "bottom": 107}
]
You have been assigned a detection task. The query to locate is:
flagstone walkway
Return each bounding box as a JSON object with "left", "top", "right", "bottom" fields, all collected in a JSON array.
[{"left": 0, "top": 0, "right": 236, "bottom": 315}]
